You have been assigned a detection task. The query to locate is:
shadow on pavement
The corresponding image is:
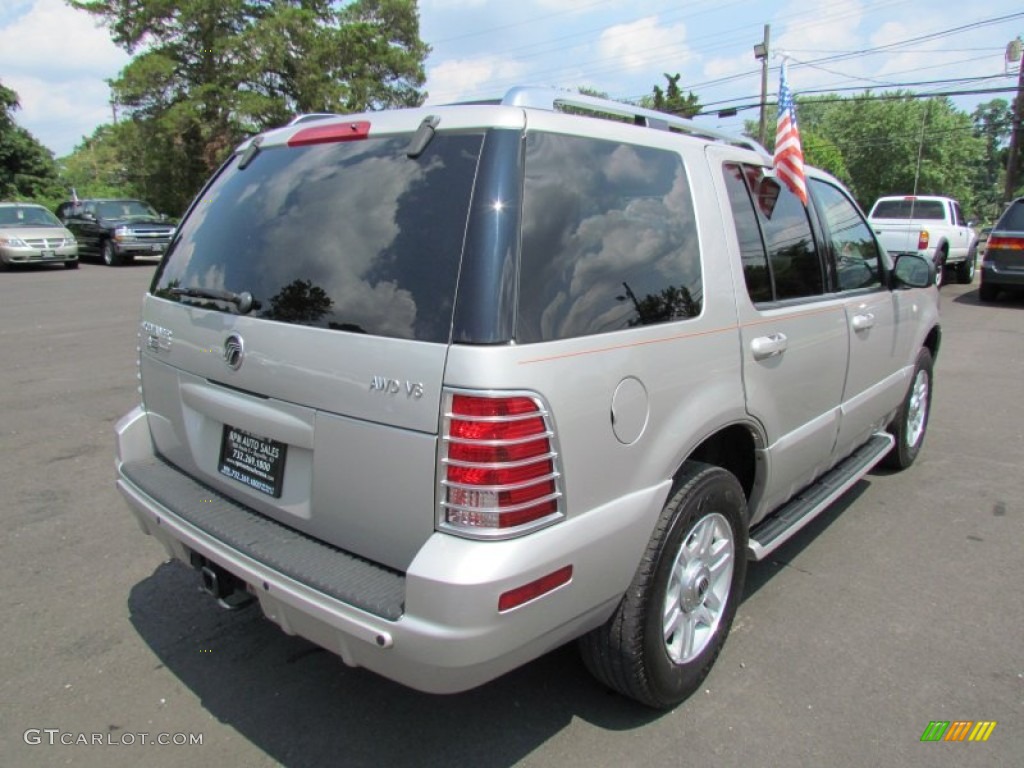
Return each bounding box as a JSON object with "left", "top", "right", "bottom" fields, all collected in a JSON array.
[{"left": 129, "top": 562, "right": 661, "bottom": 768}]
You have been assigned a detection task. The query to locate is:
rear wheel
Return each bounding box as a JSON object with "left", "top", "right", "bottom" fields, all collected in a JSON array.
[
  {"left": 934, "top": 247, "right": 947, "bottom": 287},
  {"left": 978, "top": 281, "right": 998, "bottom": 302},
  {"left": 883, "top": 347, "right": 933, "bottom": 470},
  {"left": 955, "top": 244, "right": 976, "bottom": 284},
  {"left": 579, "top": 462, "right": 747, "bottom": 709},
  {"left": 64, "top": 260, "right": 79, "bottom": 270}
]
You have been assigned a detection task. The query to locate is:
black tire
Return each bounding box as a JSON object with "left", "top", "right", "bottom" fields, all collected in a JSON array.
[
  {"left": 101, "top": 239, "right": 123, "bottom": 267},
  {"left": 64, "top": 260, "right": 79, "bottom": 270},
  {"left": 934, "top": 247, "right": 947, "bottom": 287},
  {"left": 882, "top": 347, "right": 933, "bottom": 470},
  {"left": 579, "top": 462, "right": 747, "bottom": 709},
  {"left": 978, "top": 281, "right": 998, "bottom": 302},
  {"left": 955, "top": 245, "right": 976, "bottom": 284}
]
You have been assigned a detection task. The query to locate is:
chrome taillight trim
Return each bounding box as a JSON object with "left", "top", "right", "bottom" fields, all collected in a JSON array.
[{"left": 437, "top": 387, "right": 566, "bottom": 541}]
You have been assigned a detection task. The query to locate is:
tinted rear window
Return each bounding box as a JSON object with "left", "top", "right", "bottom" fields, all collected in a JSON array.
[
  {"left": 870, "top": 199, "right": 945, "bottom": 220},
  {"left": 517, "top": 132, "right": 702, "bottom": 343},
  {"left": 152, "top": 133, "right": 484, "bottom": 343},
  {"left": 996, "top": 200, "right": 1024, "bottom": 231}
]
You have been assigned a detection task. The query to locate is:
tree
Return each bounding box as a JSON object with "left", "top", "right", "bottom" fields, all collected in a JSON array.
[
  {"left": 758, "top": 92, "right": 985, "bottom": 214},
  {"left": 58, "top": 124, "right": 135, "bottom": 200},
  {"left": 71, "top": 0, "right": 430, "bottom": 214},
  {"left": 640, "top": 73, "right": 701, "bottom": 118},
  {"left": 0, "top": 81, "right": 61, "bottom": 203},
  {"left": 972, "top": 99, "right": 1013, "bottom": 221}
]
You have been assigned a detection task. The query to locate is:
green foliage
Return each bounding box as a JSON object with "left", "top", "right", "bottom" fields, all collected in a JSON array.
[
  {"left": 971, "top": 99, "right": 1013, "bottom": 221},
  {"left": 747, "top": 92, "right": 988, "bottom": 216},
  {"left": 0, "top": 80, "right": 62, "bottom": 204},
  {"left": 639, "top": 74, "right": 701, "bottom": 118},
  {"left": 69, "top": 0, "right": 430, "bottom": 214}
]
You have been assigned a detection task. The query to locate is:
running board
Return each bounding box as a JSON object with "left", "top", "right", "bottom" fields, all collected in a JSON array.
[{"left": 748, "top": 432, "right": 894, "bottom": 561}]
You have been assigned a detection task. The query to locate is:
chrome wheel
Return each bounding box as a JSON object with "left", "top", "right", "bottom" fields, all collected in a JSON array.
[
  {"left": 906, "top": 367, "right": 929, "bottom": 448},
  {"left": 663, "top": 512, "right": 734, "bottom": 664}
]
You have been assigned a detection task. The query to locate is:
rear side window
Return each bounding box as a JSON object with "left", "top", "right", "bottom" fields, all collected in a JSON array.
[
  {"left": 152, "top": 133, "right": 484, "bottom": 343},
  {"left": 723, "top": 163, "right": 823, "bottom": 302},
  {"left": 516, "top": 133, "right": 702, "bottom": 343},
  {"left": 996, "top": 200, "right": 1024, "bottom": 230},
  {"left": 870, "top": 199, "right": 945, "bottom": 220}
]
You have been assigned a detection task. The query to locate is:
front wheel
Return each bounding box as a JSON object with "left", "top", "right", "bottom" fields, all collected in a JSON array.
[
  {"left": 579, "top": 462, "right": 747, "bottom": 709},
  {"left": 101, "top": 240, "right": 123, "bottom": 267},
  {"left": 882, "top": 347, "right": 933, "bottom": 470},
  {"left": 64, "top": 260, "right": 79, "bottom": 270}
]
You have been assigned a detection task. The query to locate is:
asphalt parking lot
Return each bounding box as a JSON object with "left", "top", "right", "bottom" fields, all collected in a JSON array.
[{"left": 1, "top": 262, "right": 1021, "bottom": 768}]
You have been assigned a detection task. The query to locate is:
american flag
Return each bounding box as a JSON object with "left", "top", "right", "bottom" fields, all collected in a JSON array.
[{"left": 774, "top": 61, "right": 807, "bottom": 206}]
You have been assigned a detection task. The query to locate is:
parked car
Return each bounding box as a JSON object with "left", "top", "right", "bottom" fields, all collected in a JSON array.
[
  {"left": 867, "top": 195, "right": 977, "bottom": 286},
  {"left": 976, "top": 226, "right": 992, "bottom": 260},
  {"left": 114, "top": 87, "right": 940, "bottom": 709},
  {"left": 0, "top": 202, "right": 78, "bottom": 270},
  {"left": 979, "top": 198, "right": 1024, "bottom": 301},
  {"left": 56, "top": 198, "right": 175, "bottom": 266}
]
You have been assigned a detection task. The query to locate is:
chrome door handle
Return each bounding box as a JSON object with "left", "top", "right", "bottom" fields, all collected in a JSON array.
[
  {"left": 751, "top": 332, "right": 788, "bottom": 360},
  {"left": 851, "top": 312, "right": 875, "bottom": 331}
]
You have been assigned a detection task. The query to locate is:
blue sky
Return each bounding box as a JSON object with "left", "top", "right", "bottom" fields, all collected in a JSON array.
[{"left": 2, "top": 0, "right": 1022, "bottom": 157}]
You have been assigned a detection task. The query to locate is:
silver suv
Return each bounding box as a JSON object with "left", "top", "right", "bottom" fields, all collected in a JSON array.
[{"left": 115, "top": 87, "right": 940, "bottom": 708}]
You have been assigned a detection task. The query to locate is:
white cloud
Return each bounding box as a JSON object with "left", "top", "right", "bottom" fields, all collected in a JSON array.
[
  {"left": 425, "top": 56, "right": 528, "bottom": 103},
  {"left": 0, "top": 0, "right": 128, "bottom": 155},
  {"left": 0, "top": 0, "right": 126, "bottom": 80},
  {"left": 597, "top": 16, "right": 693, "bottom": 74}
]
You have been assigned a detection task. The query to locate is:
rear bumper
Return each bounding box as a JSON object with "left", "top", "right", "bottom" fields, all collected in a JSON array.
[
  {"left": 981, "top": 262, "right": 1024, "bottom": 288},
  {"left": 115, "top": 406, "right": 665, "bottom": 694}
]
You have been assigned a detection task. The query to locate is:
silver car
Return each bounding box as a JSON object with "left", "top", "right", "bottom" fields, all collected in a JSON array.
[
  {"left": 0, "top": 202, "right": 78, "bottom": 269},
  {"left": 115, "top": 88, "right": 939, "bottom": 708}
]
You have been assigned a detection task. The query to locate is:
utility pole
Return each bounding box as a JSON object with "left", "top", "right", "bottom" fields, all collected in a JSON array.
[
  {"left": 1004, "top": 38, "right": 1024, "bottom": 203},
  {"left": 755, "top": 25, "right": 771, "bottom": 146}
]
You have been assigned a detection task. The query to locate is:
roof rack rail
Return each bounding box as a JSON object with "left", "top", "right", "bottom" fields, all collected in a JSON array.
[
  {"left": 500, "top": 86, "right": 768, "bottom": 156},
  {"left": 287, "top": 113, "right": 340, "bottom": 126}
]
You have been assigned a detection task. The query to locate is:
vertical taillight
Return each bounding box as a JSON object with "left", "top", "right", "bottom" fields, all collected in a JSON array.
[
  {"left": 917, "top": 230, "right": 930, "bottom": 250},
  {"left": 440, "top": 392, "right": 563, "bottom": 537}
]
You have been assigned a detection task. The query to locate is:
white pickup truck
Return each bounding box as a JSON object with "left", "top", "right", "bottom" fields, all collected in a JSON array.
[{"left": 867, "top": 195, "right": 977, "bottom": 285}]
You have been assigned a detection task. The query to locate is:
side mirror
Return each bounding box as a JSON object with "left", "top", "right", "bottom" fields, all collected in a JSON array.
[
  {"left": 892, "top": 253, "right": 934, "bottom": 289},
  {"left": 82, "top": 212, "right": 96, "bottom": 221}
]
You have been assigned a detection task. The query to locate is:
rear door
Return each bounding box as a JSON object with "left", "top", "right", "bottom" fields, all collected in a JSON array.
[
  {"left": 141, "top": 114, "right": 494, "bottom": 571},
  {"left": 715, "top": 156, "right": 849, "bottom": 518}
]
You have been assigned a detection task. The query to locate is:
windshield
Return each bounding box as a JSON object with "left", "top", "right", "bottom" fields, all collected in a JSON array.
[
  {"left": 870, "top": 199, "right": 945, "bottom": 220},
  {"left": 152, "top": 132, "right": 484, "bottom": 343},
  {"left": 0, "top": 206, "right": 62, "bottom": 227},
  {"left": 97, "top": 200, "right": 159, "bottom": 219}
]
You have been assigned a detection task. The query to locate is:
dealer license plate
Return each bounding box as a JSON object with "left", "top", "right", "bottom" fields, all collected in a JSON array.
[{"left": 218, "top": 425, "right": 287, "bottom": 498}]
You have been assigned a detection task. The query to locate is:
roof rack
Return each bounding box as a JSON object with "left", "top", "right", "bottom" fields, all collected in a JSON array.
[
  {"left": 500, "top": 86, "right": 768, "bottom": 156},
  {"left": 286, "top": 113, "right": 340, "bottom": 126}
]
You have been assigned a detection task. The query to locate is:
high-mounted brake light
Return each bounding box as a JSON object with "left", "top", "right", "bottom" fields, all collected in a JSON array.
[
  {"left": 917, "top": 230, "right": 930, "bottom": 250},
  {"left": 288, "top": 120, "right": 370, "bottom": 147},
  {"left": 440, "top": 392, "right": 563, "bottom": 537}
]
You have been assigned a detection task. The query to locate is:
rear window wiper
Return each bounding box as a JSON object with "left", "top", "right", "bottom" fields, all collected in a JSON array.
[{"left": 169, "top": 287, "right": 258, "bottom": 314}]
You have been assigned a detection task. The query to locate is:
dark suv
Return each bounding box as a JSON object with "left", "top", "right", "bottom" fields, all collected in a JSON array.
[
  {"left": 57, "top": 198, "right": 176, "bottom": 266},
  {"left": 979, "top": 197, "right": 1024, "bottom": 300}
]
